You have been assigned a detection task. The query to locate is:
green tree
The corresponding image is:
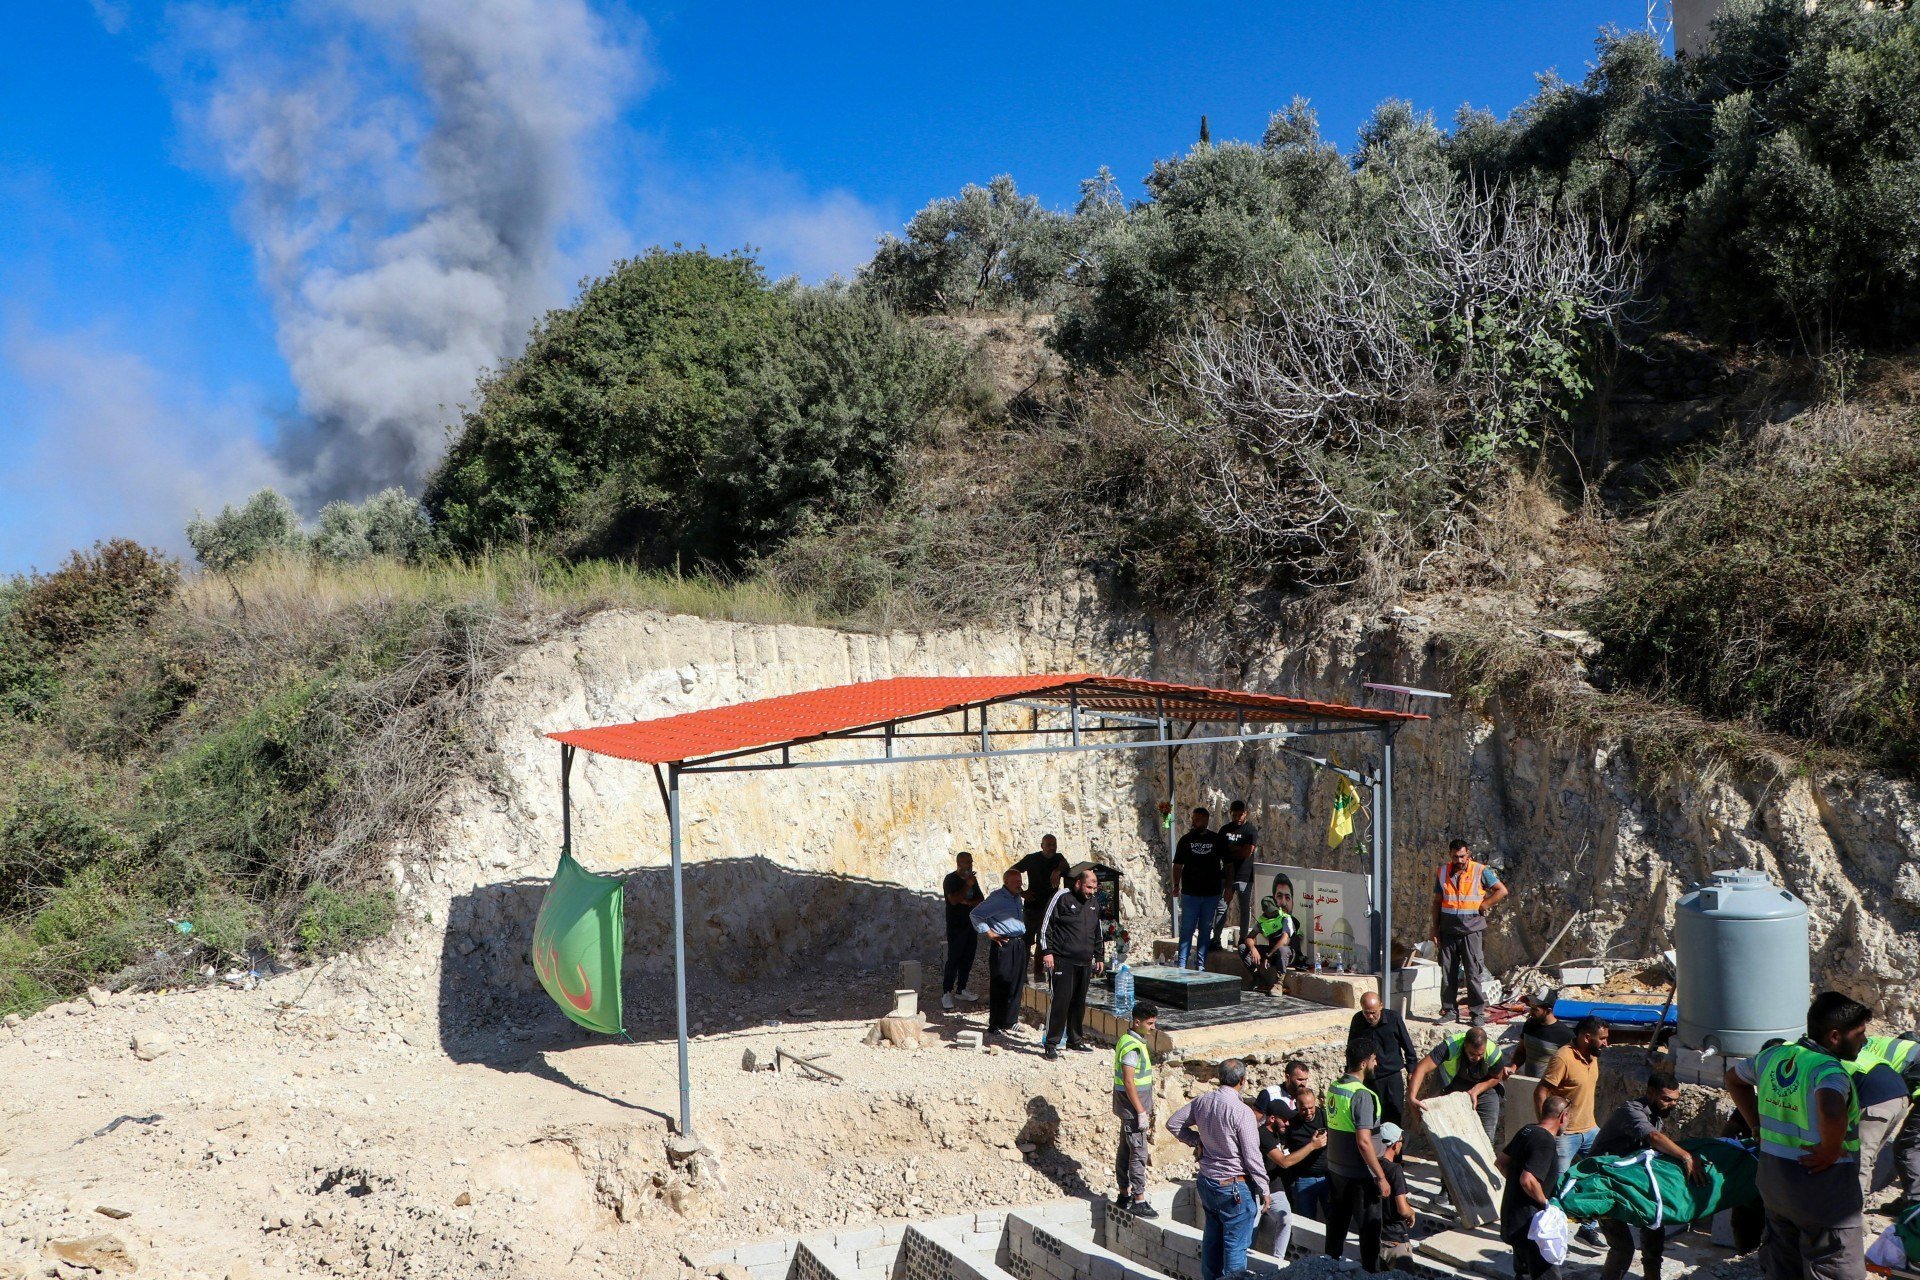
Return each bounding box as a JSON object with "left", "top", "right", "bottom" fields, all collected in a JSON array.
[
  {"left": 861, "top": 175, "right": 1084, "bottom": 315},
  {"left": 424, "top": 249, "right": 788, "bottom": 557},
  {"left": 186, "top": 490, "right": 304, "bottom": 573}
]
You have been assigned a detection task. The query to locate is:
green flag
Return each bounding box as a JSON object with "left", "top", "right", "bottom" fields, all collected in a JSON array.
[{"left": 530, "top": 850, "right": 625, "bottom": 1035}]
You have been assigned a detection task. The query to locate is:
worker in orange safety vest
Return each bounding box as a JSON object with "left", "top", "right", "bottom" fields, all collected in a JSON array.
[{"left": 1431, "top": 839, "right": 1508, "bottom": 1026}]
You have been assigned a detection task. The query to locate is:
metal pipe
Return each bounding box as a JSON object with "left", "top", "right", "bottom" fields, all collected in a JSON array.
[
  {"left": 1382, "top": 729, "right": 1397, "bottom": 1002},
  {"left": 560, "top": 744, "right": 574, "bottom": 854},
  {"left": 667, "top": 763, "right": 693, "bottom": 1136},
  {"left": 1370, "top": 763, "right": 1385, "bottom": 997},
  {"left": 1165, "top": 738, "right": 1178, "bottom": 944},
  {"left": 677, "top": 729, "right": 1311, "bottom": 774}
]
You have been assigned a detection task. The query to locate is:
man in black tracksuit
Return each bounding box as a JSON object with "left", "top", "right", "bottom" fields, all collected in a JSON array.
[{"left": 1039, "top": 866, "right": 1105, "bottom": 1061}]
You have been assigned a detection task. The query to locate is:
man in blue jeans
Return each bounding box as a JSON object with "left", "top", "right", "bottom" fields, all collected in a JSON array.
[
  {"left": 1168, "top": 1058, "right": 1269, "bottom": 1280},
  {"left": 1172, "top": 809, "right": 1224, "bottom": 970}
]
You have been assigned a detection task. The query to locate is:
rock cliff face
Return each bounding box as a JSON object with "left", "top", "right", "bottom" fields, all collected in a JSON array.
[{"left": 411, "top": 586, "right": 1920, "bottom": 1029}]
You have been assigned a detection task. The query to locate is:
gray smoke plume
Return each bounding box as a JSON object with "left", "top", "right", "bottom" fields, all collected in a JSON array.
[{"left": 171, "top": 0, "right": 638, "bottom": 505}]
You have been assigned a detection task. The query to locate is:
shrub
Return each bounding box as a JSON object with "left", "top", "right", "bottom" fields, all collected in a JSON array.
[
  {"left": 711, "top": 292, "right": 965, "bottom": 552},
  {"left": 425, "top": 249, "right": 788, "bottom": 557},
  {"left": 187, "top": 490, "right": 304, "bottom": 573},
  {"left": 310, "top": 489, "right": 433, "bottom": 564},
  {"left": 861, "top": 173, "right": 1108, "bottom": 315},
  {"left": 1589, "top": 421, "right": 1920, "bottom": 767},
  {"left": 1461, "top": 4, "right": 1920, "bottom": 348},
  {"left": 295, "top": 883, "right": 397, "bottom": 955},
  {"left": 425, "top": 249, "right": 965, "bottom": 564},
  {"left": 1053, "top": 112, "right": 1352, "bottom": 371},
  {"left": 0, "top": 540, "right": 178, "bottom": 719}
]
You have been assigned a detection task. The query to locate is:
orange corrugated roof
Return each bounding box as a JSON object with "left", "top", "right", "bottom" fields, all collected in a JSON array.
[{"left": 547, "top": 674, "right": 1423, "bottom": 766}]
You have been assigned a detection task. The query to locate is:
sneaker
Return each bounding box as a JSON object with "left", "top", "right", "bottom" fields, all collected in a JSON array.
[
  {"left": 1129, "top": 1200, "right": 1160, "bottom": 1219},
  {"left": 941, "top": 993, "right": 955, "bottom": 1012},
  {"left": 1470, "top": 1012, "right": 1486, "bottom": 1027},
  {"left": 1576, "top": 1223, "right": 1605, "bottom": 1247},
  {"left": 1043, "top": 1043, "right": 1059, "bottom": 1061},
  {"left": 957, "top": 989, "right": 980, "bottom": 1002},
  {"left": 1068, "top": 1040, "right": 1095, "bottom": 1053}
]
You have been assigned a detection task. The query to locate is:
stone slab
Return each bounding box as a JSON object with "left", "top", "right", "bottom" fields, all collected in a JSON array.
[
  {"left": 1418, "top": 1229, "right": 1516, "bottom": 1279},
  {"left": 1281, "top": 970, "right": 1378, "bottom": 1009},
  {"left": 1131, "top": 966, "right": 1243, "bottom": 1011},
  {"left": 1421, "top": 1090, "right": 1504, "bottom": 1229}
]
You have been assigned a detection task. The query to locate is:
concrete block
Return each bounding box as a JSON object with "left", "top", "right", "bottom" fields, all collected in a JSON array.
[
  {"left": 856, "top": 1245, "right": 899, "bottom": 1270},
  {"left": 901, "top": 961, "right": 923, "bottom": 989},
  {"left": 955, "top": 1030, "right": 985, "bottom": 1050},
  {"left": 1281, "top": 970, "right": 1374, "bottom": 1009},
  {"left": 893, "top": 989, "right": 920, "bottom": 1017},
  {"left": 1556, "top": 965, "right": 1604, "bottom": 987},
  {"left": 729, "top": 1240, "right": 797, "bottom": 1267},
  {"left": 1422, "top": 1090, "right": 1504, "bottom": 1229},
  {"left": 746, "top": 1264, "right": 788, "bottom": 1280}
]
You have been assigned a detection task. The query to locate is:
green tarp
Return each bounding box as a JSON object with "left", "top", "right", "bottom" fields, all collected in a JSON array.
[
  {"left": 530, "top": 850, "right": 625, "bottom": 1035},
  {"left": 1555, "top": 1139, "right": 1760, "bottom": 1229}
]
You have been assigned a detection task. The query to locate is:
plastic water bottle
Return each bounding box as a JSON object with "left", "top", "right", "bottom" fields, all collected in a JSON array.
[{"left": 1113, "top": 960, "right": 1134, "bottom": 1021}]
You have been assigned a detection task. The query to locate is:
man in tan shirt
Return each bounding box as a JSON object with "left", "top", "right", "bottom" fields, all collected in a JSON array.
[{"left": 1534, "top": 1015, "right": 1609, "bottom": 1245}]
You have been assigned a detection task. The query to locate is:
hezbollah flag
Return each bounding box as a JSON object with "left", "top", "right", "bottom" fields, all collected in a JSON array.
[
  {"left": 530, "top": 850, "right": 625, "bottom": 1034},
  {"left": 1326, "top": 774, "right": 1361, "bottom": 849}
]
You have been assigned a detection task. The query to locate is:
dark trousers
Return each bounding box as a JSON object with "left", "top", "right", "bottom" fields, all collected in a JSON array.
[
  {"left": 942, "top": 920, "right": 979, "bottom": 994},
  {"left": 1373, "top": 1070, "right": 1407, "bottom": 1127},
  {"left": 1325, "top": 1172, "right": 1383, "bottom": 1272},
  {"left": 1024, "top": 904, "right": 1048, "bottom": 979},
  {"left": 1601, "top": 1219, "right": 1667, "bottom": 1280},
  {"left": 1510, "top": 1237, "right": 1562, "bottom": 1280},
  {"left": 1046, "top": 959, "right": 1093, "bottom": 1047},
  {"left": 1212, "top": 880, "right": 1253, "bottom": 945},
  {"left": 987, "top": 936, "right": 1027, "bottom": 1031},
  {"left": 1438, "top": 926, "right": 1488, "bottom": 1018}
]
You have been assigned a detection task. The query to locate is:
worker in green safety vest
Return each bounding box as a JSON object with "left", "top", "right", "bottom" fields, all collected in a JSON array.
[
  {"left": 1726, "top": 991, "right": 1873, "bottom": 1280},
  {"left": 1407, "top": 1024, "right": 1511, "bottom": 1146},
  {"left": 1325, "top": 1042, "right": 1391, "bottom": 1273},
  {"left": 1238, "top": 895, "right": 1296, "bottom": 994},
  {"left": 1112, "top": 1001, "right": 1160, "bottom": 1216},
  {"left": 1842, "top": 1032, "right": 1920, "bottom": 1200}
]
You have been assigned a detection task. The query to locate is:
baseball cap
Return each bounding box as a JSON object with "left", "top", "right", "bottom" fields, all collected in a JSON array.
[
  {"left": 1256, "top": 1086, "right": 1291, "bottom": 1115},
  {"left": 1377, "top": 1122, "right": 1404, "bottom": 1147},
  {"left": 1524, "top": 986, "right": 1560, "bottom": 1010},
  {"left": 1260, "top": 896, "right": 1278, "bottom": 915}
]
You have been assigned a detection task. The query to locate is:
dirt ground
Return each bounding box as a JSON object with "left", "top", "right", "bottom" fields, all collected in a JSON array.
[{"left": 0, "top": 951, "right": 1348, "bottom": 1280}]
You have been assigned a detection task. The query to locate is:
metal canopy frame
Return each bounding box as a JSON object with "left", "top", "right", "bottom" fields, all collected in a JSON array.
[{"left": 547, "top": 676, "right": 1422, "bottom": 1137}]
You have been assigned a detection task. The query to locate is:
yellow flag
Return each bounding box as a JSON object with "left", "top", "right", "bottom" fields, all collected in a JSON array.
[{"left": 1326, "top": 774, "right": 1360, "bottom": 848}]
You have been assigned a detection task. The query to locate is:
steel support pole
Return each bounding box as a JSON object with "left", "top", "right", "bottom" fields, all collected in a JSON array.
[
  {"left": 667, "top": 763, "right": 693, "bottom": 1136},
  {"left": 1165, "top": 741, "right": 1178, "bottom": 942},
  {"left": 1381, "top": 729, "right": 1397, "bottom": 1002},
  {"left": 1370, "top": 767, "right": 1385, "bottom": 995}
]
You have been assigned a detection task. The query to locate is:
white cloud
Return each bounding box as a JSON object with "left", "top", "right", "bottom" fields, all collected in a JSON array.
[
  {"left": 1, "top": 320, "right": 284, "bottom": 571},
  {"left": 629, "top": 161, "right": 890, "bottom": 284}
]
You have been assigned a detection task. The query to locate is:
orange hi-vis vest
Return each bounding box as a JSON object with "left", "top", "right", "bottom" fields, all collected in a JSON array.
[{"left": 1437, "top": 860, "right": 1489, "bottom": 913}]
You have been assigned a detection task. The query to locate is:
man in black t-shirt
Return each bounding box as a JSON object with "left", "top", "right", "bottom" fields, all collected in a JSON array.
[
  {"left": 940, "top": 851, "right": 985, "bottom": 1011},
  {"left": 1377, "top": 1123, "right": 1415, "bottom": 1271},
  {"left": 1498, "top": 1097, "right": 1570, "bottom": 1280},
  {"left": 1517, "top": 988, "right": 1577, "bottom": 1072},
  {"left": 1013, "top": 834, "right": 1070, "bottom": 980},
  {"left": 1212, "top": 800, "right": 1261, "bottom": 947},
  {"left": 1171, "top": 808, "right": 1223, "bottom": 969}
]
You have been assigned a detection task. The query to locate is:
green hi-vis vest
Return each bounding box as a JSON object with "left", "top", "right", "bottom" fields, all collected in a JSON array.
[
  {"left": 1439, "top": 1033, "right": 1496, "bottom": 1086},
  {"left": 1257, "top": 911, "right": 1295, "bottom": 940},
  {"left": 1113, "top": 1031, "right": 1155, "bottom": 1091},
  {"left": 1327, "top": 1078, "right": 1380, "bottom": 1134},
  {"left": 1846, "top": 1036, "right": 1920, "bottom": 1095},
  {"left": 1756, "top": 1041, "right": 1860, "bottom": 1162}
]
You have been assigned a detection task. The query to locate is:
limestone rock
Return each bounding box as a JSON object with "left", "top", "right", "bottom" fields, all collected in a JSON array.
[
  {"left": 85, "top": 987, "right": 112, "bottom": 1009},
  {"left": 44, "top": 1234, "right": 134, "bottom": 1274},
  {"left": 130, "top": 1031, "right": 171, "bottom": 1062},
  {"left": 865, "top": 1016, "right": 923, "bottom": 1049}
]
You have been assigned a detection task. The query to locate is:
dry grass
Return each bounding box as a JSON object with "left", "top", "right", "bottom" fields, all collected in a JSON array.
[{"left": 182, "top": 552, "right": 840, "bottom": 633}]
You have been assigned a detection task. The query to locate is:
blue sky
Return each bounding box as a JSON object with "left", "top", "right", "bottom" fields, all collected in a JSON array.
[{"left": 0, "top": 1, "right": 1659, "bottom": 574}]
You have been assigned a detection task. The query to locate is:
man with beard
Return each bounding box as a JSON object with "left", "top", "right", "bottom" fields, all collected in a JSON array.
[
  {"left": 1726, "top": 992, "right": 1873, "bottom": 1280},
  {"left": 1590, "top": 1071, "right": 1708, "bottom": 1280},
  {"left": 1325, "top": 1043, "right": 1392, "bottom": 1272},
  {"left": 1410, "top": 1024, "right": 1511, "bottom": 1146}
]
